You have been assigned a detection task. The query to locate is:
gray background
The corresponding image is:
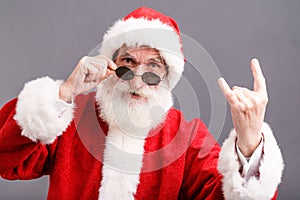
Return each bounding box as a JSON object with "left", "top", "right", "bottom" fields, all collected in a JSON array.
[{"left": 0, "top": 0, "right": 299, "bottom": 199}]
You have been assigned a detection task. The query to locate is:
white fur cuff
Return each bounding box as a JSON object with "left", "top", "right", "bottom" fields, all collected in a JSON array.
[
  {"left": 217, "top": 122, "right": 284, "bottom": 200},
  {"left": 14, "top": 76, "right": 74, "bottom": 144}
]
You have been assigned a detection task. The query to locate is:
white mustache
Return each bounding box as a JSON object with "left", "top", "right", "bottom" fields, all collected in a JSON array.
[
  {"left": 113, "top": 81, "right": 150, "bottom": 98},
  {"left": 128, "top": 89, "right": 148, "bottom": 97}
]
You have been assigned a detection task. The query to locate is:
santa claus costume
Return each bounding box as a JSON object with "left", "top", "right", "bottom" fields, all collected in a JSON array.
[{"left": 0, "top": 6, "right": 283, "bottom": 200}]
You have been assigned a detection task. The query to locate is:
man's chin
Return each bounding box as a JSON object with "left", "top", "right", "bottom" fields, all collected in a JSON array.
[{"left": 114, "top": 99, "right": 164, "bottom": 132}]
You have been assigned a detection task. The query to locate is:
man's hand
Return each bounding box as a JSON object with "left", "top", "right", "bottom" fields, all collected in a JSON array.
[
  {"left": 218, "top": 58, "right": 268, "bottom": 157},
  {"left": 59, "top": 55, "right": 117, "bottom": 103}
]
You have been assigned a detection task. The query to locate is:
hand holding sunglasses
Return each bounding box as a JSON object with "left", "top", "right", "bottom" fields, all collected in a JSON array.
[{"left": 59, "top": 55, "right": 117, "bottom": 103}]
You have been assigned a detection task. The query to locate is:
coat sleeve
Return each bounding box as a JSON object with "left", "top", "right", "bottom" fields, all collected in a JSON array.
[
  {"left": 0, "top": 77, "right": 74, "bottom": 180},
  {"left": 179, "top": 119, "right": 224, "bottom": 200}
]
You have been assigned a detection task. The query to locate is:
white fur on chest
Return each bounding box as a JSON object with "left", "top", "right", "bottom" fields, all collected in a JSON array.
[{"left": 99, "top": 127, "right": 147, "bottom": 200}]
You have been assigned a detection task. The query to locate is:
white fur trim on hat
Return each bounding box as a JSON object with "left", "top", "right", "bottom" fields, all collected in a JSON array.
[
  {"left": 217, "top": 122, "right": 284, "bottom": 200},
  {"left": 100, "top": 17, "right": 185, "bottom": 89},
  {"left": 14, "top": 76, "right": 74, "bottom": 144}
]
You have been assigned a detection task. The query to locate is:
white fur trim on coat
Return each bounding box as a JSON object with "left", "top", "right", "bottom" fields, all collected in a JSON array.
[
  {"left": 218, "top": 122, "right": 284, "bottom": 200},
  {"left": 99, "top": 127, "right": 146, "bottom": 200},
  {"left": 14, "top": 76, "right": 74, "bottom": 144},
  {"left": 99, "top": 17, "right": 185, "bottom": 89}
]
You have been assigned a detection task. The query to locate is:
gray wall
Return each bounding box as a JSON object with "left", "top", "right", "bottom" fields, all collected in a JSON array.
[{"left": 0, "top": 0, "right": 299, "bottom": 199}]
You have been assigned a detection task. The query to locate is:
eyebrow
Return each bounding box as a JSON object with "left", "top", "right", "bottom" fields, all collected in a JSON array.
[
  {"left": 117, "top": 53, "right": 137, "bottom": 63},
  {"left": 149, "top": 57, "right": 164, "bottom": 64},
  {"left": 117, "top": 52, "right": 164, "bottom": 64},
  {"left": 119, "top": 52, "right": 133, "bottom": 58}
]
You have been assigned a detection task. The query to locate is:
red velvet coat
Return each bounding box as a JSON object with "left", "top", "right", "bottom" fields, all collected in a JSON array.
[{"left": 0, "top": 93, "right": 278, "bottom": 200}]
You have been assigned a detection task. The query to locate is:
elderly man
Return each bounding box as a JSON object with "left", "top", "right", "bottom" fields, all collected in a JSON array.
[{"left": 0, "top": 6, "right": 283, "bottom": 200}]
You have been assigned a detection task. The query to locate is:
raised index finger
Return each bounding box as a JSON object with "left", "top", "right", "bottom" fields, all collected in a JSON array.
[{"left": 251, "top": 58, "right": 266, "bottom": 93}]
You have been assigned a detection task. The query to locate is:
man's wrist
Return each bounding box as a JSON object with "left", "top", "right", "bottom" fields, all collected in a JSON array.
[
  {"left": 237, "top": 133, "right": 263, "bottom": 157},
  {"left": 59, "top": 82, "right": 74, "bottom": 103}
]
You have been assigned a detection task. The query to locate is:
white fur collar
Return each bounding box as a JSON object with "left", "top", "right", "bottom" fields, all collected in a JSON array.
[{"left": 98, "top": 126, "right": 148, "bottom": 200}]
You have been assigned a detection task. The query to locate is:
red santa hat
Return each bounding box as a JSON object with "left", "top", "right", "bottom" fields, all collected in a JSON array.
[{"left": 99, "top": 6, "right": 185, "bottom": 89}]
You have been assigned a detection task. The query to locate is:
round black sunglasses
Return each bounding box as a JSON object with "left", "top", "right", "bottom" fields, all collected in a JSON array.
[{"left": 114, "top": 66, "right": 164, "bottom": 86}]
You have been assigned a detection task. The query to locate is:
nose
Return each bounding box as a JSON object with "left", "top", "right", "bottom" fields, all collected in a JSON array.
[{"left": 129, "top": 66, "right": 147, "bottom": 89}]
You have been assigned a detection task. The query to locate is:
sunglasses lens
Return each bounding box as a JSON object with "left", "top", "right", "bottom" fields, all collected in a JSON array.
[
  {"left": 115, "top": 66, "right": 162, "bottom": 85},
  {"left": 115, "top": 66, "right": 134, "bottom": 80},
  {"left": 142, "top": 72, "right": 161, "bottom": 86}
]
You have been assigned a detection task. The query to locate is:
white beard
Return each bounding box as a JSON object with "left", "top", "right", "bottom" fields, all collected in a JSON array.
[{"left": 96, "top": 75, "right": 173, "bottom": 138}]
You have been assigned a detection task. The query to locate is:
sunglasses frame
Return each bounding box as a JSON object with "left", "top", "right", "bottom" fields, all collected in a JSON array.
[{"left": 115, "top": 66, "right": 166, "bottom": 86}]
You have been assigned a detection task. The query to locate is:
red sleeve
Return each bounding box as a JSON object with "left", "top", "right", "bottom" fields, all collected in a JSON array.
[
  {"left": 179, "top": 119, "right": 224, "bottom": 200},
  {"left": 0, "top": 98, "right": 56, "bottom": 180}
]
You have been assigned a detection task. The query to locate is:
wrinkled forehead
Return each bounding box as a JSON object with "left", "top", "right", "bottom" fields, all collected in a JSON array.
[{"left": 113, "top": 44, "right": 163, "bottom": 61}]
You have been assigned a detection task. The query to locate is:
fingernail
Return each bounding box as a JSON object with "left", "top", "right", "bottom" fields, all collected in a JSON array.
[
  {"left": 218, "top": 77, "right": 225, "bottom": 85},
  {"left": 217, "top": 77, "right": 222, "bottom": 84},
  {"left": 252, "top": 58, "right": 259, "bottom": 65},
  {"left": 219, "top": 77, "right": 225, "bottom": 82}
]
